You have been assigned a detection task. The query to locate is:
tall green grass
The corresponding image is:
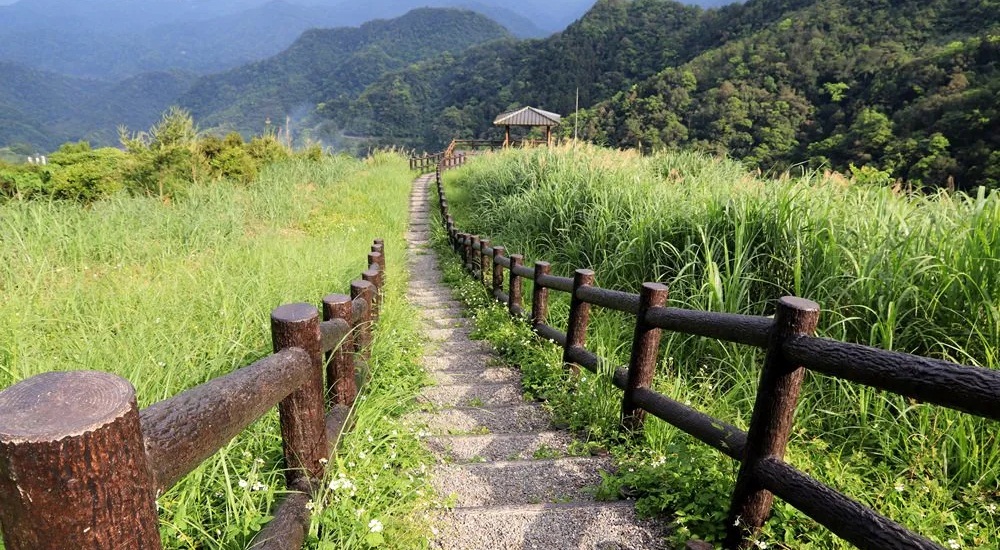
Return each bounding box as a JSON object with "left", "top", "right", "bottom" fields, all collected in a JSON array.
[
  {"left": 0, "top": 152, "right": 435, "bottom": 548},
  {"left": 441, "top": 144, "right": 999, "bottom": 548}
]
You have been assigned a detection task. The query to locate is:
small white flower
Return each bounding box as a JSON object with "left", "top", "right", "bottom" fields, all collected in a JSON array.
[
  {"left": 318, "top": 458, "right": 328, "bottom": 465},
  {"left": 251, "top": 481, "right": 266, "bottom": 491},
  {"left": 894, "top": 483, "right": 905, "bottom": 492},
  {"left": 987, "top": 503, "right": 998, "bottom": 514},
  {"left": 947, "top": 540, "right": 960, "bottom": 549},
  {"left": 329, "top": 476, "right": 355, "bottom": 491},
  {"left": 733, "top": 517, "right": 741, "bottom": 527},
  {"left": 238, "top": 479, "right": 249, "bottom": 489},
  {"left": 368, "top": 519, "right": 384, "bottom": 533},
  {"left": 305, "top": 500, "right": 315, "bottom": 510},
  {"left": 355, "top": 508, "right": 365, "bottom": 518},
  {"left": 754, "top": 541, "right": 768, "bottom": 549}
]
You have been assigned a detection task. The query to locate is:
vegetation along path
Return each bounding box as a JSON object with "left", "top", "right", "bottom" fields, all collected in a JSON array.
[{"left": 403, "top": 174, "right": 667, "bottom": 549}]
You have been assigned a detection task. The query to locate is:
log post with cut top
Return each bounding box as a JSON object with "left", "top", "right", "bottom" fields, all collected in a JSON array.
[
  {"left": 271, "top": 303, "right": 328, "bottom": 491},
  {"left": 0, "top": 371, "right": 161, "bottom": 549}
]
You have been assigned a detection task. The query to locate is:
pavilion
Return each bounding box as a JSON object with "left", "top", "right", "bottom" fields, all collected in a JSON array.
[{"left": 493, "top": 107, "right": 562, "bottom": 147}]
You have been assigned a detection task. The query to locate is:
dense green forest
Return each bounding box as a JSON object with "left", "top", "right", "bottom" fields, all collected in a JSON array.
[
  {"left": 344, "top": 0, "right": 1000, "bottom": 189},
  {"left": 178, "top": 8, "right": 511, "bottom": 140}
]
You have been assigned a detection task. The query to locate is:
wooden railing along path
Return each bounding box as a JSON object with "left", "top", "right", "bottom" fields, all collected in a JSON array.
[
  {"left": 408, "top": 139, "right": 546, "bottom": 170},
  {"left": 431, "top": 158, "right": 1000, "bottom": 549},
  {"left": 0, "top": 240, "right": 388, "bottom": 549}
]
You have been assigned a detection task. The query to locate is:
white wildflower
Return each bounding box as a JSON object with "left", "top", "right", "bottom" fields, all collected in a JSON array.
[
  {"left": 238, "top": 479, "right": 249, "bottom": 489},
  {"left": 368, "top": 519, "right": 384, "bottom": 533},
  {"left": 947, "top": 540, "right": 960, "bottom": 549}
]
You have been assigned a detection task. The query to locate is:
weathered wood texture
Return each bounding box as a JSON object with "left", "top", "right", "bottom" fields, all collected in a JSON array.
[
  {"left": 727, "top": 297, "right": 819, "bottom": 547},
  {"left": 142, "top": 348, "right": 312, "bottom": 491},
  {"left": 271, "top": 303, "right": 328, "bottom": 491},
  {"left": 622, "top": 283, "right": 669, "bottom": 433},
  {"left": 0, "top": 372, "right": 161, "bottom": 549},
  {"left": 323, "top": 294, "right": 357, "bottom": 406},
  {"left": 563, "top": 269, "right": 595, "bottom": 371}
]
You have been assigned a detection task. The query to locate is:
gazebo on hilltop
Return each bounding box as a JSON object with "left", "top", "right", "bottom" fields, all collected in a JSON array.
[{"left": 493, "top": 107, "right": 562, "bottom": 147}]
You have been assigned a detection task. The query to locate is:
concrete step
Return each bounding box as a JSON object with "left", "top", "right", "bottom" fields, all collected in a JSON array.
[
  {"left": 433, "top": 339, "right": 492, "bottom": 355},
  {"left": 430, "top": 367, "right": 520, "bottom": 386},
  {"left": 423, "top": 352, "right": 495, "bottom": 372},
  {"left": 426, "top": 431, "right": 574, "bottom": 462},
  {"left": 420, "top": 382, "right": 525, "bottom": 408},
  {"left": 412, "top": 300, "right": 464, "bottom": 311},
  {"left": 411, "top": 404, "right": 552, "bottom": 435},
  {"left": 432, "top": 456, "right": 613, "bottom": 507},
  {"left": 424, "top": 317, "right": 472, "bottom": 330},
  {"left": 431, "top": 501, "right": 668, "bottom": 550},
  {"left": 420, "top": 307, "right": 465, "bottom": 321},
  {"left": 424, "top": 327, "right": 474, "bottom": 341}
]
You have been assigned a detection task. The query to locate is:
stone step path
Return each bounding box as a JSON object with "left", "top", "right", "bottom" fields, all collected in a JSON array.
[{"left": 404, "top": 174, "right": 666, "bottom": 549}]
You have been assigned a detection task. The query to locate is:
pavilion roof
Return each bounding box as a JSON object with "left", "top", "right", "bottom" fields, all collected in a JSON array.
[{"left": 493, "top": 106, "right": 561, "bottom": 127}]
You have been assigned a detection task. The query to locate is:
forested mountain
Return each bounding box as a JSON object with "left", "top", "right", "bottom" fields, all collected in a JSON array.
[
  {"left": 178, "top": 8, "right": 511, "bottom": 139},
  {"left": 0, "top": 0, "right": 574, "bottom": 79},
  {"left": 0, "top": 62, "right": 195, "bottom": 150},
  {"left": 578, "top": 0, "right": 1000, "bottom": 189},
  {"left": 342, "top": 0, "right": 999, "bottom": 189}
]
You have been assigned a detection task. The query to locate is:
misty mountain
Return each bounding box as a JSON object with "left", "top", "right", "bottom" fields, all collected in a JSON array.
[{"left": 177, "top": 8, "right": 511, "bottom": 137}]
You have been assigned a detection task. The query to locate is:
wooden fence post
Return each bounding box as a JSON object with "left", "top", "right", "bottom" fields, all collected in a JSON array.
[
  {"left": 509, "top": 254, "right": 524, "bottom": 316},
  {"left": 363, "top": 267, "right": 381, "bottom": 320},
  {"left": 622, "top": 283, "right": 669, "bottom": 433},
  {"left": 465, "top": 235, "right": 477, "bottom": 273},
  {"left": 323, "top": 294, "right": 357, "bottom": 406},
  {"left": 492, "top": 246, "right": 506, "bottom": 302},
  {"left": 531, "top": 261, "right": 551, "bottom": 329},
  {"left": 471, "top": 235, "right": 481, "bottom": 277},
  {"left": 271, "top": 303, "right": 328, "bottom": 490},
  {"left": 480, "top": 239, "right": 491, "bottom": 287},
  {"left": 351, "top": 280, "right": 375, "bottom": 366},
  {"left": 563, "top": 269, "right": 596, "bottom": 372},
  {"left": 725, "top": 296, "right": 820, "bottom": 548},
  {"left": 0, "top": 372, "right": 161, "bottom": 549}
]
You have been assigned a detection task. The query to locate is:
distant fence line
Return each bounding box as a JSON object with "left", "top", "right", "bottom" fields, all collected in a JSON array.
[
  {"left": 427, "top": 154, "right": 999, "bottom": 550},
  {"left": 0, "top": 240, "right": 388, "bottom": 549},
  {"left": 408, "top": 139, "right": 548, "bottom": 171}
]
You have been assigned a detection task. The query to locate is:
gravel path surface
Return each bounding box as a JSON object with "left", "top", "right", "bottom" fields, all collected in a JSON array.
[{"left": 404, "top": 173, "right": 667, "bottom": 549}]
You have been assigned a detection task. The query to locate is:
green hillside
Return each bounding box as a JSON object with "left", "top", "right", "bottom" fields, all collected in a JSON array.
[
  {"left": 0, "top": 62, "right": 196, "bottom": 151},
  {"left": 344, "top": 0, "right": 1000, "bottom": 189},
  {"left": 178, "top": 8, "right": 512, "bottom": 139}
]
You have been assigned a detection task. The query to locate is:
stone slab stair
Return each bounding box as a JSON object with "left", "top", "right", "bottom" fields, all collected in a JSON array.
[{"left": 404, "top": 174, "right": 667, "bottom": 549}]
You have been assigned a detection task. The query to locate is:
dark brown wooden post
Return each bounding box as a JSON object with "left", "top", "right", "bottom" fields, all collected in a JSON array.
[
  {"left": 509, "top": 254, "right": 524, "bottom": 316},
  {"left": 531, "top": 261, "right": 551, "bottom": 329},
  {"left": 622, "top": 283, "right": 669, "bottom": 433},
  {"left": 0, "top": 372, "right": 161, "bottom": 549},
  {"left": 457, "top": 232, "right": 467, "bottom": 260},
  {"left": 563, "top": 269, "right": 596, "bottom": 372},
  {"left": 471, "top": 235, "right": 481, "bottom": 277},
  {"left": 725, "top": 296, "right": 820, "bottom": 548},
  {"left": 492, "top": 246, "right": 506, "bottom": 301},
  {"left": 323, "top": 294, "right": 357, "bottom": 406},
  {"left": 271, "top": 303, "right": 328, "bottom": 490},
  {"left": 362, "top": 268, "right": 381, "bottom": 320},
  {"left": 480, "top": 239, "right": 491, "bottom": 287},
  {"left": 351, "top": 280, "right": 375, "bottom": 366},
  {"left": 464, "top": 235, "right": 476, "bottom": 273}
]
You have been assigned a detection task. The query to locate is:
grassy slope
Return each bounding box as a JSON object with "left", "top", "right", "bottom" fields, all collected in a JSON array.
[
  {"left": 0, "top": 154, "right": 435, "bottom": 548},
  {"left": 439, "top": 145, "right": 999, "bottom": 548}
]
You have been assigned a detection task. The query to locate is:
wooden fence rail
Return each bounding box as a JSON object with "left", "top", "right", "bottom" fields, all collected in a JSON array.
[
  {"left": 433, "top": 161, "right": 1000, "bottom": 550},
  {"left": 0, "top": 239, "right": 388, "bottom": 549}
]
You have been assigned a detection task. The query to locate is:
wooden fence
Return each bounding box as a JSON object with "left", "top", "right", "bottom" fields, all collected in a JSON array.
[
  {"left": 433, "top": 162, "right": 1000, "bottom": 549},
  {"left": 409, "top": 139, "right": 546, "bottom": 171},
  {"left": 0, "top": 240, "right": 388, "bottom": 549}
]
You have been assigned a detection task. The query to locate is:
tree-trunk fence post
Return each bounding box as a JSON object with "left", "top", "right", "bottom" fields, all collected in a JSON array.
[
  {"left": 351, "top": 280, "right": 375, "bottom": 367},
  {"left": 270, "top": 303, "right": 328, "bottom": 491},
  {"left": 508, "top": 254, "right": 524, "bottom": 316},
  {"left": 725, "top": 296, "right": 820, "bottom": 548},
  {"left": 323, "top": 294, "right": 357, "bottom": 406},
  {"left": 0, "top": 372, "right": 162, "bottom": 549},
  {"left": 492, "top": 246, "right": 506, "bottom": 301},
  {"left": 564, "top": 269, "right": 596, "bottom": 372},
  {"left": 622, "top": 282, "right": 670, "bottom": 434},
  {"left": 531, "top": 261, "right": 551, "bottom": 330},
  {"left": 362, "top": 267, "right": 381, "bottom": 320},
  {"left": 480, "top": 239, "right": 491, "bottom": 287},
  {"left": 471, "top": 235, "right": 481, "bottom": 277}
]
